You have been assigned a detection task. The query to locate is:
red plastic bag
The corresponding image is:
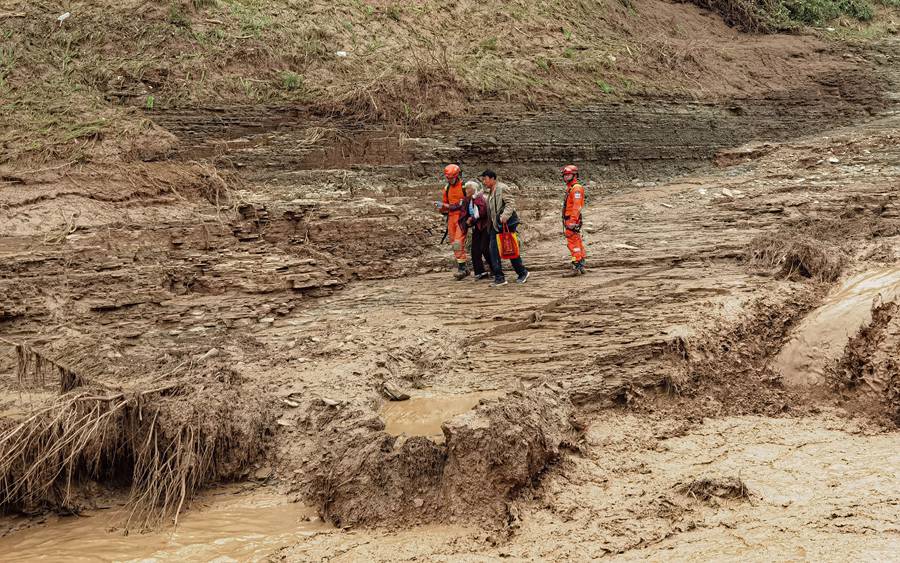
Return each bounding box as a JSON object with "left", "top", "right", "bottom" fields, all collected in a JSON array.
[{"left": 497, "top": 225, "right": 520, "bottom": 260}]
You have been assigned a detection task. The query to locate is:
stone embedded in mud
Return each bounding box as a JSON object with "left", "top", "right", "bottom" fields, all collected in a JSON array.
[{"left": 381, "top": 382, "right": 410, "bottom": 401}]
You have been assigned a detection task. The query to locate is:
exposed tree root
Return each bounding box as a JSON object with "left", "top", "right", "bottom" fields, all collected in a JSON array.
[
  {"left": 0, "top": 374, "right": 272, "bottom": 530},
  {"left": 4, "top": 338, "right": 89, "bottom": 393}
]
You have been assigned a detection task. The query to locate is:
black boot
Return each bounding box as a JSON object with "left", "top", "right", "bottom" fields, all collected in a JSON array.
[
  {"left": 575, "top": 259, "right": 586, "bottom": 275},
  {"left": 563, "top": 260, "right": 586, "bottom": 277},
  {"left": 454, "top": 262, "right": 470, "bottom": 280}
]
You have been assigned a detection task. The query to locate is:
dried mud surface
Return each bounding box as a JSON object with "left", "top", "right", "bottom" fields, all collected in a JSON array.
[{"left": 1, "top": 38, "right": 900, "bottom": 560}]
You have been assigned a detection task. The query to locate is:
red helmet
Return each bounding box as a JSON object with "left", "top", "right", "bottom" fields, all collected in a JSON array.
[
  {"left": 444, "top": 164, "right": 461, "bottom": 181},
  {"left": 561, "top": 164, "right": 578, "bottom": 177}
]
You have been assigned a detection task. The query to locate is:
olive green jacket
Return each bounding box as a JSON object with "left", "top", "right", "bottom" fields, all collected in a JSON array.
[{"left": 487, "top": 182, "right": 518, "bottom": 232}]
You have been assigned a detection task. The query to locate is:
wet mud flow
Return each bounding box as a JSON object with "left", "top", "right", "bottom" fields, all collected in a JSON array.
[
  {"left": 379, "top": 391, "right": 505, "bottom": 441},
  {"left": 0, "top": 492, "right": 326, "bottom": 562},
  {"left": 1, "top": 34, "right": 899, "bottom": 562},
  {"left": 776, "top": 266, "right": 900, "bottom": 387}
]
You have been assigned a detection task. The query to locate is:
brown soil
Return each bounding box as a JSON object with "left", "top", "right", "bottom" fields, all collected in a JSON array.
[
  {"left": 301, "top": 386, "right": 577, "bottom": 528},
  {"left": 0, "top": 6, "right": 899, "bottom": 560}
]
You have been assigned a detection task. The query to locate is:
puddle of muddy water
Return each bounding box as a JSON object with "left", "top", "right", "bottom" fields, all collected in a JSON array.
[
  {"left": 775, "top": 266, "right": 900, "bottom": 387},
  {"left": 0, "top": 492, "right": 328, "bottom": 563},
  {"left": 379, "top": 390, "right": 504, "bottom": 442}
]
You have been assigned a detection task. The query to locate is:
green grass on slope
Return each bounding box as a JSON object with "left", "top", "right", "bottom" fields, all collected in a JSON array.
[{"left": 689, "top": 0, "right": 897, "bottom": 31}]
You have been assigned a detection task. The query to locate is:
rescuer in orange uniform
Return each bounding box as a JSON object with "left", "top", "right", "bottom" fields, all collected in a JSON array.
[
  {"left": 437, "top": 164, "right": 470, "bottom": 280},
  {"left": 561, "top": 164, "right": 587, "bottom": 276}
]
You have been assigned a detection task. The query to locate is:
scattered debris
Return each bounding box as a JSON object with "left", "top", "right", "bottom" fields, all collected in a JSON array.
[
  {"left": 676, "top": 476, "right": 750, "bottom": 503},
  {"left": 747, "top": 232, "right": 846, "bottom": 282}
]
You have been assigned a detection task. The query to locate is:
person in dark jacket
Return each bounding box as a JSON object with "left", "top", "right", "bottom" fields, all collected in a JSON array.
[
  {"left": 480, "top": 169, "right": 529, "bottom": 286},
  {"left": 459, "top": 181, "right": 493, "bottom": 280}
]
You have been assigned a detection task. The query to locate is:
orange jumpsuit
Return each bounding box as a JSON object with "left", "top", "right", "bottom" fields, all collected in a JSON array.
[
  {"left": 442, "top": 180, "right": 467, "bottom": 264},
  {"left": 563, "top": 181, "right": 586, "bottom": 263}
]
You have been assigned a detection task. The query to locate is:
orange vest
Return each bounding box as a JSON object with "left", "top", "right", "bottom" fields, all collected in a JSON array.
[
  {"left": 564, "top": 182, "right": 585, "bottom": 223},
  {"left": 443, "top": 180, "right": 464, "bottom": 214}
]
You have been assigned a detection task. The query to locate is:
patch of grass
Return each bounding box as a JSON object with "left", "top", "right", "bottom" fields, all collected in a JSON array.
[
  {"left": 480, "top": 37, "right": 498, "bottom": 52},
  {"left": 63, "top": 119, "right": 108, "bottom": 142},
  {"left": 167, "top": 3, "right": 191, "bottom": 28},
  {"left": 280, "top": 70, "right": 303, "bottom": 91},
  {"left": 146, "top": 95, "right": 156, "bottom": 110},
  {"left": 535, "top": 56, "right": 551, "bottom": 71},
  {"left": 386, "top": 5, "right": 403, "bottom": 20},
  {"left": 595, "top": 79, "right": 615, "bottom": 94},
  {"left": 781, "top": 0, "right": 874, "bottom": 24},
  {"left": 223, "top": 0, "right": 271, "bottom": 37}
]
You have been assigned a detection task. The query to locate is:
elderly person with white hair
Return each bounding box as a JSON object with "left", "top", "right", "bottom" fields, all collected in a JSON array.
[{"left": 458, "top": 180, "right": 494, "bottom": 281}]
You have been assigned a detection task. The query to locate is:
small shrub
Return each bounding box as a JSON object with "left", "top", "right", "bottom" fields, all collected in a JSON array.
[
  {"left": 167, "top": 3, "right": 191, "bottom": 27},
  {"left": 280, "top": 70, "right": 303, "bottom": 91},
  {"left": 146, "top": 95, "right": 155, "bottom": 110}
]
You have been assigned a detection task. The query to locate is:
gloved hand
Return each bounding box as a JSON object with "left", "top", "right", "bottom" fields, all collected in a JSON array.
[{"left": 566, "top": 223, "right": 581, "bottom": 233}]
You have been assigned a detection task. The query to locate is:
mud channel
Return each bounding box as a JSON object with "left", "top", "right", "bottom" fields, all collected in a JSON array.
[
  {"left": 776, "top": 266, "right": 900, "bottom": 388},
  {"left": 1, "top": 37, "right": 900, "bottom": 561}
]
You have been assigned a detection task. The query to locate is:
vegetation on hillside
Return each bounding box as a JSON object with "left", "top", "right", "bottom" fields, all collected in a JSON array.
[
  {"left": 688, "top": 0, "right": 900, "bottom": 32},
  {"left": 0, "top": 0, "right": 896, "bottom": 166}
]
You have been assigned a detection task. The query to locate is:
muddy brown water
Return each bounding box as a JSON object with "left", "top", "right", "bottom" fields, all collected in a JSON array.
[
  {"left": 774, "top": 266, "right": 900, "bottom": 387},
  {"left": 379, "top": 390, "right": 504, "bottom": 442},
  {"left": 0, "top": 492, "right": 327, "bottom": 562}
]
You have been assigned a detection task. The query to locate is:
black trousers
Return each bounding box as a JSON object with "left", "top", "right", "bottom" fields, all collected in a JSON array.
[
  {"left": 489, "top": 224, "right": 527, "bottom": 281},
  {"left": 471, "top": 227, "right": 493, "bottom": 276}
]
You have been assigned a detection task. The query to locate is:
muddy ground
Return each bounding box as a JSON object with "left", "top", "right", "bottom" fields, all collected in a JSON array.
[{"left": 1, "top": 32, "right": 899, "bottom": 562}]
